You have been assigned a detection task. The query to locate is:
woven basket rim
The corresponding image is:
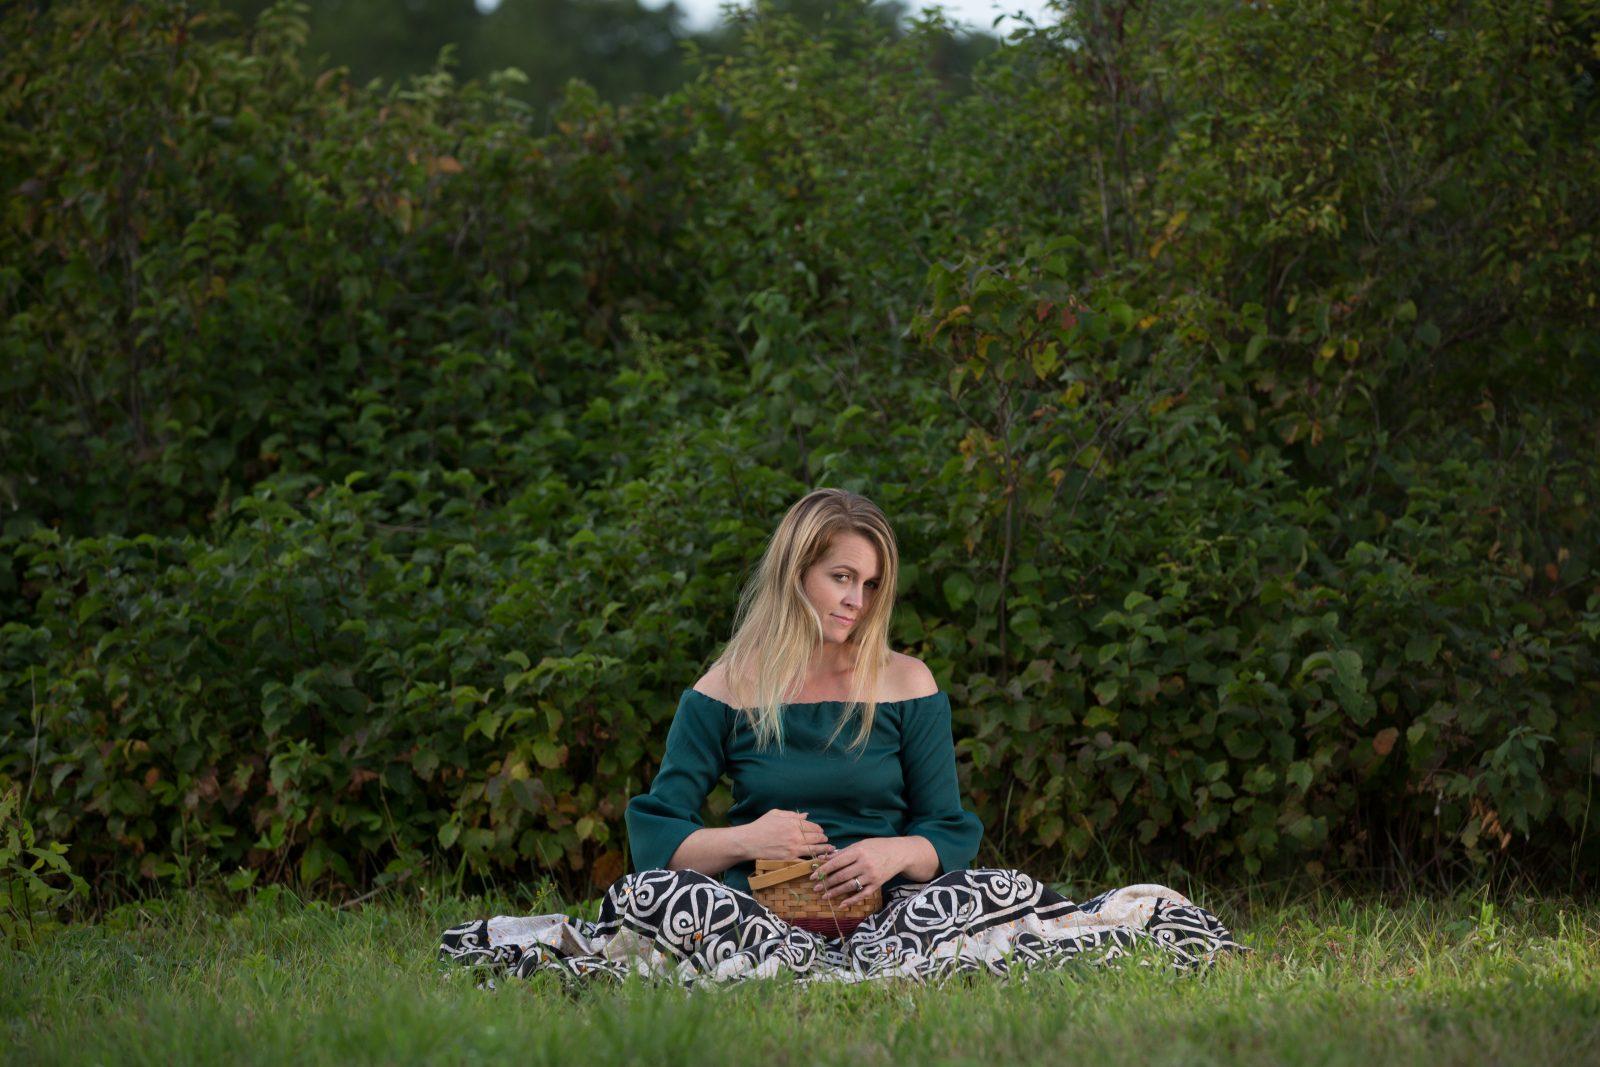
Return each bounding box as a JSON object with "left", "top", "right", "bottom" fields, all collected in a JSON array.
[{"left": 750, "top": 858, "right": 882, "bottom": 920}]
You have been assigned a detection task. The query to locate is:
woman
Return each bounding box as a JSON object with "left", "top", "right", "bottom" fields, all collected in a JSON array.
[{"left": 439, "top": 488, "right": 1245, "bottom": 986}]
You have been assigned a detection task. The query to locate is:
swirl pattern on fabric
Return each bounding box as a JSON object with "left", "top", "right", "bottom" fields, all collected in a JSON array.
[{"left": 438, "top": 867, "right": 1248, "bottom": 988}]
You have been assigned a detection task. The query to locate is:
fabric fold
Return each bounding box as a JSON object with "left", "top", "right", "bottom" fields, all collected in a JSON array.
[{"left": 438, "top": 867, "right": 1248, "bottom": 988}]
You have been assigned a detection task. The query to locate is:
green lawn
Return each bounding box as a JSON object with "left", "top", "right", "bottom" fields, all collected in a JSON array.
[{"left": 3, "top": 883, "right": 1598, "bottom": 1066}]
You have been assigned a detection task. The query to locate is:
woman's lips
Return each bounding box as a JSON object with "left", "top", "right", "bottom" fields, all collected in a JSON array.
[{"left": 831, "top": 614, "right": 855, "bottom": 625}]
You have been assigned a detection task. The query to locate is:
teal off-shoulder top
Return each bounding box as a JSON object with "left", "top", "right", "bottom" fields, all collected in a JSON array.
[{"left": 624, "top": 688, "right": 984, "bottom": 893}]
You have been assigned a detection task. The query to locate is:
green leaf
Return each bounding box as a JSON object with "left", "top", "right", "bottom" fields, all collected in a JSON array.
[
  {"left": 1244, "top": 333, "right": 1268, "bottom": 364},
  {"left": 1243, "top": 765, "right": 1276, "bottom": 793},
  {"left": 1083, "top": 705, "right": 1118, "bottom": 728},
  {"left": 1404, "top": 634, "right": 1441, "bottom": 665},
  {"left": 510, "top": 779, "right": 544, "bottom": 814},
  {"left": 299, "top": 844, "right": 325, "bottom": 884},
  {"left": 1223, "top": 731, "right": 1264, "bottom": 759},
  {"left": 1031, "top": 341, "right": 1060, "bottom": 380},
  {"left": 1284, "top": 813, "right": 1322, "bottom": 842},
  {"left": 942, "top": 573, "right": 974, "bottom": 611},
  {"left": 1286, "top": 762, "right": 1313, "bottom": 793},
  {"left": 1332, "top": 650, "right": 1364, "bottom": 692}
]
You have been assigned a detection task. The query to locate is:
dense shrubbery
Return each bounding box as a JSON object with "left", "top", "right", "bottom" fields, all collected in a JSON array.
[{"left": 2, "top": 0, "right": 1596, "bottom": 903}]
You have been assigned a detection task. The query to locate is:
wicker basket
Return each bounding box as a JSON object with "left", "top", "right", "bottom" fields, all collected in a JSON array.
[{"left": 749, "top": 858, "right": 882, "bottom": 932}]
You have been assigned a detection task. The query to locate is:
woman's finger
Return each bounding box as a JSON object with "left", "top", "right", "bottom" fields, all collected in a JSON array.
[
  {"left": 835, "top": 883, "right": 874, "bottom": 908},
  {"left": 825, "top": 876, "right": 865, "bottom": 902},
  {"left": 810, "top": 852, "right": 844, "bottom": 879},
  {"left": 816, "top": 857, "right": 859, "bottom": 895}
]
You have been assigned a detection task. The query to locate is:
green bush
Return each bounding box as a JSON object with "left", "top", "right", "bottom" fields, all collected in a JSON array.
[
  {"left": 1, "top": 0, "right": 1596, "bottom": 901},
  {"left": 1, "top": 785, "right": 89, "bottom": 944}
]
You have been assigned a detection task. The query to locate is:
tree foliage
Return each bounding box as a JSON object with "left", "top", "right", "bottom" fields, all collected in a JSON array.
[
  {"left": 1, "top": 0, "right": 1596, "bottom": 904},
  {"left": 214, "top": 0, "right": 998, "bottom": 114}
]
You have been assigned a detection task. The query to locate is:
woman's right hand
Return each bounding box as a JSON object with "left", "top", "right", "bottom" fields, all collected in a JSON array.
[{"left": 740, "top": 809, "right": 832, "bottom": 862}]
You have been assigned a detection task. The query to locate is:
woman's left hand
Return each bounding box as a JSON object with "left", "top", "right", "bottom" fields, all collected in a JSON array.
[{"left": 808, "top": 838, "right": 906, "bottom": 908}]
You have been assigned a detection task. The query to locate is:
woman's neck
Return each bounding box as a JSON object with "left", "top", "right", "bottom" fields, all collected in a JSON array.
[{"left": 789, "top": 646, "right": 863, "bottom": 702}]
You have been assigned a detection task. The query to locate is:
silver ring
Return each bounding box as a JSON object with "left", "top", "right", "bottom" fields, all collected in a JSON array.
[{"left": 852, "top": 877, "right": 864, "bottom": 892}]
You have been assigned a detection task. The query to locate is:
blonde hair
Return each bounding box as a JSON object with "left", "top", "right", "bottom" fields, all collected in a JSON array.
[{"left": 714, "top": 488, "right": 899, "bottom": 753}]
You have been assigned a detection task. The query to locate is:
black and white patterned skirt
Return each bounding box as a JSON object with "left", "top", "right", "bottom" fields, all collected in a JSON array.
[{"left": 438, "top": 867, "right": 1247, "bottom": 987}]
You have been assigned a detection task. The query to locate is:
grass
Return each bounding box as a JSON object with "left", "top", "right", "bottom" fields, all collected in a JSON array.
[{"left": 3, "top": 880, "right": 1599, "bottom": 1066}]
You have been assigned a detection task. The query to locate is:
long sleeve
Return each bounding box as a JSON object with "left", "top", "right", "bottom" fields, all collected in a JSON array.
[
  {"left": 625, "top": 691, "right": 729, "bottom": 874},
  {"left": 899, "top": 692, "right": 984, "bottom": 877}
]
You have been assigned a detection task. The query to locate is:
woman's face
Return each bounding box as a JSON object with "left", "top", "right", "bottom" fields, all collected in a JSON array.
[{"left": 801, "top": 532, "right": 882, "bottom": 644}]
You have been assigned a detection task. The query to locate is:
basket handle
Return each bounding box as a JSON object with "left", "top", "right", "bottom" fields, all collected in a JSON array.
[{"left": 747, "top": 858, "right": 818, "bottom": 891}]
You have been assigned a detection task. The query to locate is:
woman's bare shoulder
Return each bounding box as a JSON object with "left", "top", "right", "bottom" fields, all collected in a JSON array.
[
  {"left": 886, "top": 651, "right": 939, "bottom": 702},
  {"left": 695, "top": 655, "right": 936, "bottom": 704},
  {"left": 691, "top": 661, "right": 743, "bottom": 706}
]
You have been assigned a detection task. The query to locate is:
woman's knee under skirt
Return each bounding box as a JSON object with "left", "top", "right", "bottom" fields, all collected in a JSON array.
[{"left": 437, "top": 868, "right": 1248, "bottom": 987}]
